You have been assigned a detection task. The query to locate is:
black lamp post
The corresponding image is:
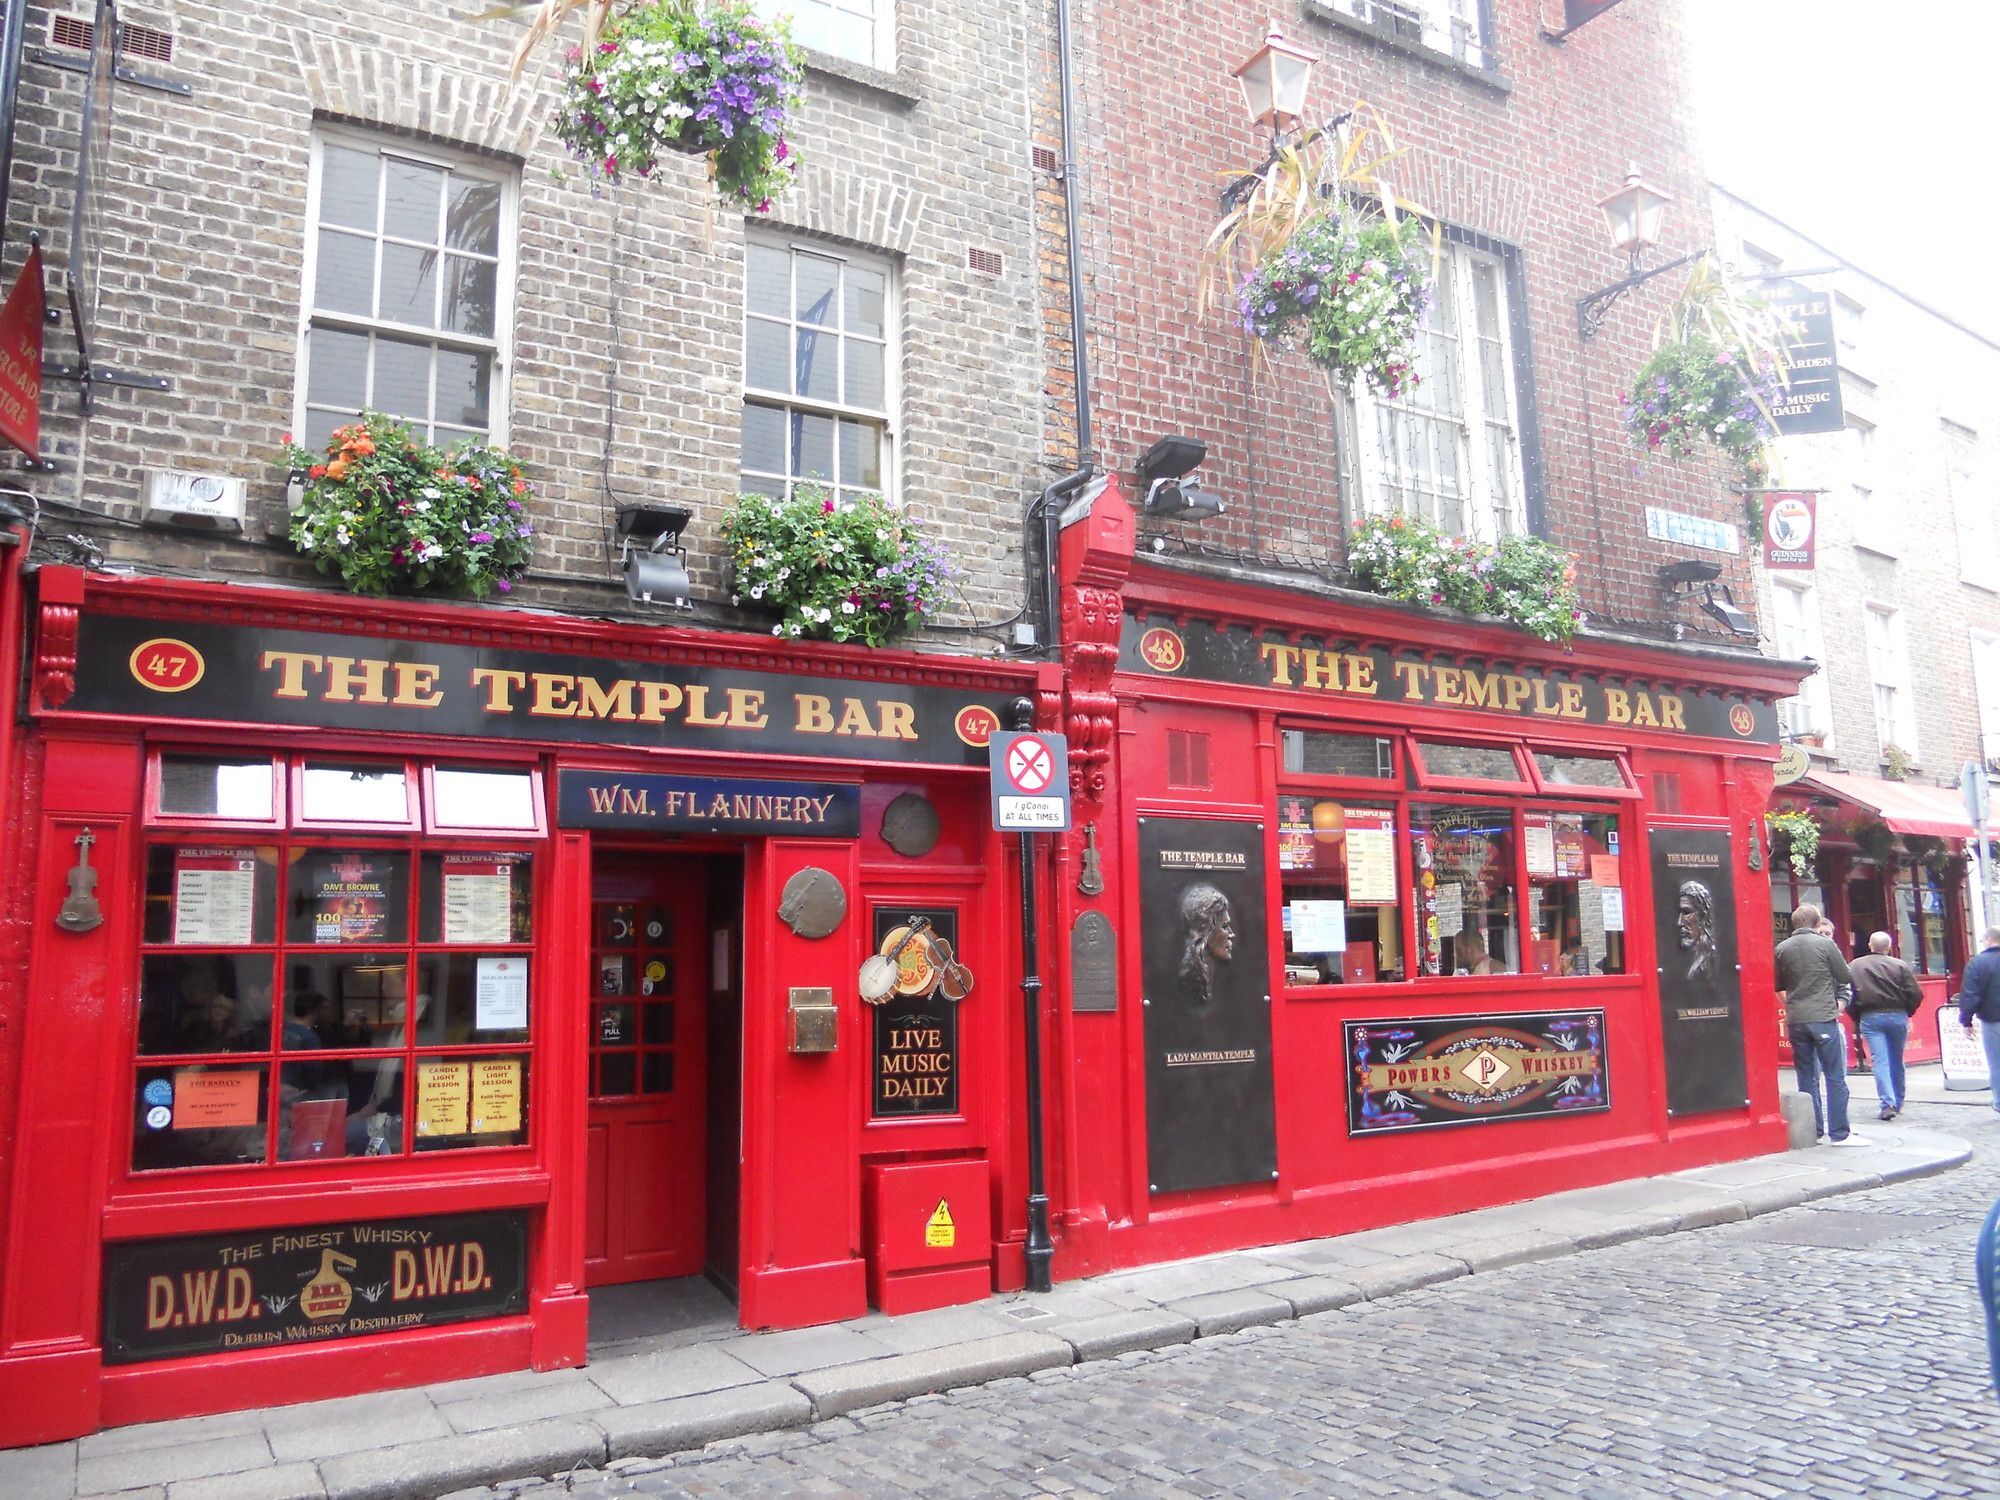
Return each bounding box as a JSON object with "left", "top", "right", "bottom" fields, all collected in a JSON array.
[
  {"left": 1219, "top": 22, "right": 1335, "bottom": 213},
  {"left": 1576, "top": 164, "right": 1707, "bottom": 339}
]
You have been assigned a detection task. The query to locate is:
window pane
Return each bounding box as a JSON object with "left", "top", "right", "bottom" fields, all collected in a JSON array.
[
  {"left": 745, "top": 242, "right": 791, "bottom": 317},
  {"left": 306, "top": 327, "right": 370, "bottom": 412},
  {"left": 1413, "top": 803, "right": 1519, "bottom": 976},
  {"left": 1528, "top": 812, "right": 1624, "bottom": 977},
  {"left": 313, "top": 229, "right": 376, "bottom": 316},
  {"left": 1533, "top": 751, "right": 1627, "bottom": 790},
  {"left": 745, "top": 317, "right": 789, "bottom": 392},
  {"left": 790, "top": 1, "right": 873, "bottom": 62},
  {"left": 793, "top": 411, "right": 835, "bottom": 481},
  {"left": 144, "top": 846, "right": 279, "bottom": 946},
  {"left": 598, "top": 1051, "right": 636, "bottom": 1098},
  {"left": 435, "top": 348, "right": 492, "bottom": 431},
  {"left": 838, "top": 419, "right": 882, "bottom": 490},
  {"left": 418, "top": 851, "right": 535, "bottom": 944},
  {"left": 742, "top": 401, "right": 786, "bottom": 475},
  {"left": 794, "top": 326, "right": 836, "bottom": 400},
  {"left": 302, "top": 407, "right": 345, "bottom": 451},
  {"left": 844, "top": 339, "right": 884, "bottom": 409},
  {"left": 844, "top": 265, "right": 886, "bottom": 337},
  {"left": 379, "top": 243, "right": 439, "bottom": 328},
  {"left": 134, "top": 1065, "right": 268, "bottom": 1171},
  {"left": 319, "top": 146, "right": 378, "bottom": 231},
  {"left": 285, "top": 848, "right": 412, "bottom": 945},
  {"left": 412, "top": 953, "right": 531, "bottom": 1045},
  {"left": 431, "top": 768, "right": 537, "bottom": 829},
  {"left": 413, "top": 1054, "right": 528, "bottom": 1148},
  {"left": 383, "top": 157, "right": 445, "bottom": 242},
  {"left": 1280, "top": 730, "right": 1393, "bottom": 779},
  {"left": 279, "top": 1057, "right": 405, "bottom": 1160},
  {"left": 642, "top": 1051, "right": 674, "bottom": 1094},
  {"left": 159, "top": 756, "right": 276, "bottom": 819},
  {"left": 282, "top": 952, "right": 412, "bottom": 1048},
  {"left": 1417, "top": 739, "right": 1521, "bottom": 782},
  {"left": 793, "top": 253, "right": 839, "bottom": 325},
  {"left": 372, "top": 337, "right": 433, "bottom": 426},
  {"left": 137, "top": 954, "right": 276, "bottom": 1056},
  {"left": 301, "top": 764, "right": 411, "bottom": 824},
  {"left": 445, "top": 177, "right": 502, "bottom": 254},
  {"left": 1278, "top": 800, "right": 1403, "bottom": 985},
  {"left": 441, "top": 254, "right": 497, "bottom": 338}
]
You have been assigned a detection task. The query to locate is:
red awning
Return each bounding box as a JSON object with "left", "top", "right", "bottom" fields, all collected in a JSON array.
[{"left": 1798, "top": 770, "right": 1973, "bottom": 841}]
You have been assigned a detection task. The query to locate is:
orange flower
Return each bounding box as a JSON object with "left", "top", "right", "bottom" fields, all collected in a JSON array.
[
  {"left": 512, "top": 480, "right": 528, "bottom": 496},
  {"left": 325, "top": 458, "right": 350, "bottom": 481},
  {"left": 350, "top": 436, "right": 376, "bottom": 457}
]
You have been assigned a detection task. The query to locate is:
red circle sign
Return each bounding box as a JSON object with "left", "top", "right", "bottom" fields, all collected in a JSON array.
[
  {"left": 955, "top": 705, "right": 999, "bottom": 747},
  {"left": 1007, "top": 737, "right": 1055, "bottom": 793},
  {"left": 129, "top": 638, "right": 206, "bottom": 693}
]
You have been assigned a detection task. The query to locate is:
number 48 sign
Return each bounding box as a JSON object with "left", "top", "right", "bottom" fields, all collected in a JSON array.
[{"left": 989, "top": 731, "right": 1071, "bottom": 832}]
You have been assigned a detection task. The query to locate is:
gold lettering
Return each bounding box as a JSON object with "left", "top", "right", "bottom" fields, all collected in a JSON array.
[
  {"left": 1558, "top": 682, "right": 1587, "bottom": 719},
  {"left": 726, "top": 687, "right": 768, "bottom": 729},
  {"left": 529, "top": 673, "right": 576, "bottom": 717},
  {"left": 795, "top": 694, "right": 834, "bottom": 734},
  {"left": 390, "top": 662, "right": 443, "bottom": 708},
  {"left": 575, "top": 676, "right": 637, "bottom": 722},
  {"left": 684, "top": 686, "right": 730, "bottom": 727},
  {"left": 321, "top": 656, "right": 389, "bottom": 705},
  {"left": 1261, "top": 642, "right": 1301, "bottom": 687},
  {"left": 261, "top": 651, "right": 322, "bottom": 700},
  {"left": 471, "top": 668, "right": 527, "bottom": 713},
  {"left": 836, "top": 698, "right": 879, "bottom": 737},
  {"left": 1461, "top": 671, "right": 1501, "bottom": 711},
  {"left": 637, "top": 681, "right": 684, "bottom": 722},
  {"left": 1631, "top": 694, "right": 1660, "bottom": 728},
  {"left": 1393, "top": 661, "right": 1431, "bottom": 697},
  {"left": 1531, "top": 678, "right": 1561, "bottom": 717},
  {"left": 1659, "top": 694, "right": 1686, "bottom": 731},
  {"left": 1502, "top": 675, "right": 1532, "bottom": 713},
  {"left": 1300, "top": 649, "right": 1340, "bottom": 693},
  {"left": 1604, "top": 687, "right": 1631, "bottom": 725},
  {"left": 877, "top": 700, "right": 917, "bottom": 741},
  {"left": 1346, "top": 654, "right": 1378, "bottom": 695}
]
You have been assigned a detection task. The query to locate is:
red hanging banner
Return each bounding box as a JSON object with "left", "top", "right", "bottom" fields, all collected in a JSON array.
[
  {"left": 0, "top": 243, "right": 45, "bottom": 461},
  {"left": 1760, "top": 491, "right": 1817, "bottom": 570}
]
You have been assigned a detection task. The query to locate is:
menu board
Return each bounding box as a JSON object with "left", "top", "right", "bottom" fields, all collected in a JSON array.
[
  {"left": 475, "top": 955, "right": 530, "bottom": 1030},
  {"left": 173, "top": 850, "right": 257, "bottom": 945},
  {"left": 443, "top": 857, "right": 513, "bottom": 943},
  {"left": 304, "top": 853, "right": 395, "bottom": 945},
  {"left": 1524, "top": 820, "right": 1557, "bottom": 878},
  {"left": 469, "top": 1058, "right": 522, "bottom": 1134},
  {"left": 416, "top": 1060, "right": 470, "bottom": 1137},
  {"left": 1344, "top": 809, "right": 1396, "bottom": 904}
]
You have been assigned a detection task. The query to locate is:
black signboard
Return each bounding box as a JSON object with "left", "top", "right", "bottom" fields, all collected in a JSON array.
[
  {"left": 1561, "top": 0, "right": 1627, "bottom": 33},
  {"left": 1122, "top": 616, "right": 1780, "bottom": 746},
  {"left": 558, "top": 770, "right": 860, "bottom": 836},
  {"left": 66, "top": 0, "right": 118, "bottom": 364},
  {"left": 1345, "top": 1010, "right": 1608, "bottom": 1135},
  {"left": 102, "top": 1210, "right": 527, "bottom": 1364},
  {"left": 1137, "top": 817, "right": 1276, "bottom": 1193},
  {"left": 62, "top": 613, "right": 1012, "bottom": 768},
  {"left": 1766, "top": 279, "right": 1845, "bottom": 436},
  {"left": 870, "top": 906, "right": 960, "bottom": 1117},
  {"left": 1651, "top": 826, "right": 1748, "bottom": 1116}
]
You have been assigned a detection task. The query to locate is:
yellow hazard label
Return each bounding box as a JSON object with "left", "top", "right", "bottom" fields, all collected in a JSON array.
[{"left": 925, "top": 1200, "right": 955, "bottom": 1249}]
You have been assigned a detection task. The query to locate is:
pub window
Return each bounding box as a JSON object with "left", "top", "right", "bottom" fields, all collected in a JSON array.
[
  {"left": 1525, "top": 812, "right": 1625, "bottom": 978},
  {"left": 1278, "top": 797, "right": 1404, "bottom": 984},
  {"left": 131, "top": 754, "right": 539, "bottom": 1173},
  {"left": 750, "top": 0, "right": 893, "bottom": 69},
  {"left": 427, "top": 765, "right": 543, "bottom": 832},
  {"left": 153, "top": 754, "right": 281, "bottom": 825},
  {"left": 1411, "top": 737, "right": 1525, "bottom": 787},
  {"left": 1413, "top": 803, "right": 1520, "bottom": 976},
  {"left": 1530, "top": 750, "right": 1634, "bottom": 794},
  {"left": 1280, "top": 728, "right": 1395, "bottom": 780},
  {"left": 1893, "top": 863, "right": 1949, "bottom": 975}
]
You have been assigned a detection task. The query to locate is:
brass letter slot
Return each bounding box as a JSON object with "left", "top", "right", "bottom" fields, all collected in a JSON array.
[{"left": 788, "top": 986, "right": 837, "bottom": 1054}]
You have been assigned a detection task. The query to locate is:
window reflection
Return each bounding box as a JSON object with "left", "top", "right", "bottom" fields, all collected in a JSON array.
[
  {"left": 1527, "top": 813, "right": 1625, "bottom": 977},
  {"left": 1414, "top": 804, "right": 1519, "bottom": 975}
]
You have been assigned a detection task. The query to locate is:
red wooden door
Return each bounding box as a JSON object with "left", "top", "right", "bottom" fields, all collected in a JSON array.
[{"left": 585, "top": 858, "right": 707, "bottom": 1286}]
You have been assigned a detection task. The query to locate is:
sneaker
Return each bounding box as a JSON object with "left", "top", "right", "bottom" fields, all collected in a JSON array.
[
  {"left": 1827, "top": 1133, "right": 1870, "bottom": 1147},
  {"left": 1878, "top": 1107, "right": 1895, "bottom": 1121}
]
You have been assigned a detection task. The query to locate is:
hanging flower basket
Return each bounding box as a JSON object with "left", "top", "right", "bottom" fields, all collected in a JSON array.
[
  {"left": 551, "top": 0, "right": 804, "bottom": 212},
  {"left": 1764, "top": 808, "right": 1821, "bottom": 880},
  {"left": 281, "top": 412, "right": 535, "bottom": 598},
  {"left": 1346, "top": 513, "right": 1584, "bottom": 644},
  {"left": 721, "top": 487, "right": 954, "bottom": 647},
  {"left": 1235, "top": 210, "right": 1434, "bottom": 394}
]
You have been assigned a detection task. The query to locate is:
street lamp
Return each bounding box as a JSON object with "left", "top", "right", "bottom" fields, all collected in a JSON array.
[
  {"left": 1576, "top": 162, "right": 1706, "bottom": 340},
  {"left": 1231, "top": 21, "right": 1318, "bottom": 136}
]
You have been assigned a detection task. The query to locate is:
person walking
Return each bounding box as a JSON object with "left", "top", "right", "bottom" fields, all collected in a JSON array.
[
  {"left": 1957, "top": 926, "right": 2000, "bottom": 1115},
  {"left": 1776, "top": 903, "right": 1865, "bottom": 1145},
  {"left": 1848, "top": 931, "right": 1923, "bottom": 1120}
]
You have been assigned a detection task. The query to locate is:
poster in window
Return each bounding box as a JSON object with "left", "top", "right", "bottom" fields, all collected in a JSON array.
[
  {"left": 173, "top": 850, "right": 257, "bottom": 945},
  {"left": 173, "top": 1068, "right": 260, "bottom": 1129},
  {"left": 442, "top": 857, "right": 513, "bottom": 943},
  {"left": 1277, "top": 797, "right": 1314, "bottom": 872},
  {"left": 469, "top": 1058, "right": 522, "bottom": 1134},
  {"left": 1344, "top": 809, "right": 1396, "bottom": 904},
  {"left": 304, "top": 852, "right": 395, "bottom": 945},
  {"left": 474, "top": 956, "right": 529, "bottom": 1030},
  {"left": 1650, "top": 826, "right": 1747, "bottom": 1115},
  {"left": 1138, "top": 817, "right": 1276, "bottom": 1194},
  {"left": 1434, "top": 882, "right": 1465, "bottom": 937},
  {"left": 870, "top": 906, "right": 959, "bottom": 1117},
  {"left": 416, "top": 1060, "right": 470, "bottom": 1136},
  {"left": 1290, "top": 899, "right": 1346, "bottom": 952}
]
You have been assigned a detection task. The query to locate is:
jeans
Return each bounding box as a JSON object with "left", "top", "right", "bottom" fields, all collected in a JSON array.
[
  {"left": 1981, "top": 1019, "right": 2000, "bottom": 1114},
  {"left": 1790, "top": 1020, "right": 1853, "bottom": 1141},
  {"left": 1857, "top": 1009, "right": 1909, "bottom": 1113}
]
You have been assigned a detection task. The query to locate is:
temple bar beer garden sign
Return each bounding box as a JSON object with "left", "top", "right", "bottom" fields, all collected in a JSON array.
[
  {"left": 558, "top": 770, "right": 860, "bottom": 836},
  {"left": 61, "top": 613, "right": 1014, "bottom": 767},
  {"left": 1650, "top": 826, "right": 1749, "bottom": 1116},
  {"left": 1344, "top": 1010, "right": 1608, "bottom": 1135},
  {"left": 102, "top": 1210, "right": 527, "bottom": 1364},
  {"left": 1137, "top": 817, "right": 1276, "bottom": 1194},
  {"left": 1764, "top": 280, "right": 1845, "bottom": 437},
  {"left": 1122, "top": 616, "right": 1779, "bottom": 744}
]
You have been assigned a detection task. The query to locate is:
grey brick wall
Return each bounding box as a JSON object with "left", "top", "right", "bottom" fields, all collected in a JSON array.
[{"left": 2, "top": 0, "right": 1044, "bottom": 645}]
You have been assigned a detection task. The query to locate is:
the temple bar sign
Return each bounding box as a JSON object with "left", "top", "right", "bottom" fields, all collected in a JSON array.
[
  {"left": 1122, "top": 616, "right": 1779, "bottom": 744},
  {"left": 60, "top": 613, "right": 1013, "bottom": 767}
]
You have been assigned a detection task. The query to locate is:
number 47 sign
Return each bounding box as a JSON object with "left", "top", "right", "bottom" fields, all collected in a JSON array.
[{"left": 989, "top": 731, "right": 1071, "bottom": 832}]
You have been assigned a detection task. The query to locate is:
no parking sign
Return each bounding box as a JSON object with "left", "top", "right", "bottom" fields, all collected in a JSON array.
[{"left": 989, "top": 731, "right": 1071, "bottom": 832}]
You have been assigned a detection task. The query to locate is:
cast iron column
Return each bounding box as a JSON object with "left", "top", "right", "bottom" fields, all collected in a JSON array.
[{"left": 1009, "top": 696, "right": 1056, "bottom": 1293}]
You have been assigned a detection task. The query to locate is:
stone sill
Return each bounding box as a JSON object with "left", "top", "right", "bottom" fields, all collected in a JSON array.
[
  {"left": 800, "top": 48, "right": 921, "bottom": 109},
  {"left": 1301, "top": 0, "right": 1513, "bottom": 97}
]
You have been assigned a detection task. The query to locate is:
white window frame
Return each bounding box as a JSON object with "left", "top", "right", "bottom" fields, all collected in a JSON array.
[
  {"left": 1345, "top": 238, "right": 1528, "bottom": 543},
  {"left": 1973, "top": 630, "right": 2000, "bottom": 770},
  {"left": 1947, "top": 428, "right": 1995, "bottom": 591},
  {"left": 1844, "top": 417, "right": 1899, "bottom": 558},
  {"left": 1864, "top": 601, "right": 1918, "bottom": 759},
  {"left": 1330, "top": 0, "right": 1492, "bottom": 68},
  {"left": 1833, "top": 290, "right": 1864, "bottom": 368},
  {"left": 1770, "top": 578, "right": 1833, "bottom": 748},
  {"left": 751, "top": 0, "right": 892, "bottom": 70},
  {"left": 293, "top": 126, "right": 517, "bottom": 450},
  {"left": 740, "top": 233, "right": 898, "bottom": 505}
]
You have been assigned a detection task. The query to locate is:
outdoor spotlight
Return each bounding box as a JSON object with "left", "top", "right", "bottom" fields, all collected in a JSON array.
[
  {"left": 1657, "top": 557, "right": 1722, "bottom": 587},
  {"left": 1699, "top": 583, "right": 1756, "bottom": 639},
  {"left": 616, "top": 504, "right": 694, "bottom": 609},
  {"left": 1134, "top": 434, "right": 1207, "bottom": 486},
  {"left": 1143, "top": 477, "right": 1226, "bottom": 521}
]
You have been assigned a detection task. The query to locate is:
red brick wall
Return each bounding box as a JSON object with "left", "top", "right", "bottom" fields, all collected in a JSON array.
[{"left": 1041, "top": 0, "right": 1758, "bottom": 636}]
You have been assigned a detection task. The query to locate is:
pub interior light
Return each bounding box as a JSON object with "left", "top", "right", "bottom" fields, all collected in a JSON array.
[
  {"left": 1231, "top": 21, "right": 1318, "bottom": 134},
  {"left": 1597, "top": 163, "right": 1672, "bottom": 265},
  {"left": 616, "top": 504, "right": 694, "bottom": 610}
]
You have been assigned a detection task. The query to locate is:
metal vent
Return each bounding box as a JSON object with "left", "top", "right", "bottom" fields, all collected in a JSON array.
[
  {"left": 1167, "top": 730, "right": 1210, "bottom": 790},
  {"left": 967, "top": 247, "right": 1002, "bottom": 277},
  {"left": 1031, "top": 145, "right": 1059, "bottom": 174},
  {"left": 48, "top": 13, "right": 174, "bottom": 62}
]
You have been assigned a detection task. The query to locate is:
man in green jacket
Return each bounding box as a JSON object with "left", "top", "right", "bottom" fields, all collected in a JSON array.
[{"left": 1775, "top": 903, "right": 1864, "bottom": 1145}]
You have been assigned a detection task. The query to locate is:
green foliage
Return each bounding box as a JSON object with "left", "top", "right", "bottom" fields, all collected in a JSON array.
[
  {"left": 1765, "top": 808, "right": 1821, "bottom": 880},
  {"left": 1234, "top": 212, "right": 1434, "bottom": 393},
  {"left": 1346, "top": 513, "right": 1585, "bottom": 644},
  {"left": 282, "top": 413, "right": 535, "bottom": 598},
  {"left": 721, "top": 488, "right": 955, "bottom": 648}
]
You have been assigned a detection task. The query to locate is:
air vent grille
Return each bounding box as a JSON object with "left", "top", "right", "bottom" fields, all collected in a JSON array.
[
  {"left": 48, "top": 13, "right": 174, "bottom": 63},
  {"left": 967, "top": 247, "right": 1002, "bottom": 277},
  {"left": 1167, "top": 729, "right": 1211, "bottom": 790},
  {"left": 1031, "top": 145, "right": 1059, "bottom": 174}
]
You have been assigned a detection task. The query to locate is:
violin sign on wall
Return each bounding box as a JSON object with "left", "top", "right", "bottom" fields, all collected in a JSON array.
[{"left": 55, "top": 827, "right": 104, "bottom": 933}]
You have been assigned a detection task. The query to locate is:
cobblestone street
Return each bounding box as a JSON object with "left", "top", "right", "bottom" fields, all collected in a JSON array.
[{"left": 475, "top": 1101, "right": 2000, "bottom": 1500}]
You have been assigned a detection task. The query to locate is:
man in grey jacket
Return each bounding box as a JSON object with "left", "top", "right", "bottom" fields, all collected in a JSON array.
[{"left": 1775, "top": 903, "right": 1865, "bottom": 1145}]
